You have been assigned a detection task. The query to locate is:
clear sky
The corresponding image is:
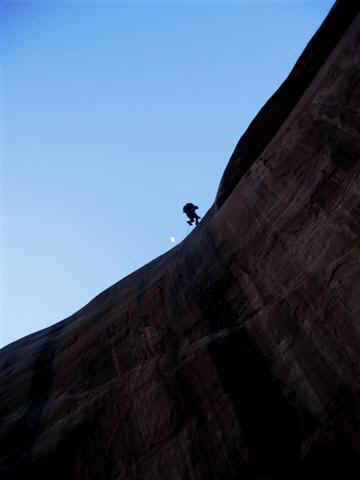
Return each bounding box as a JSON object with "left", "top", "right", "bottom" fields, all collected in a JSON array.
[{"left": 1, "top": 0, "right": 335, "bottom": 349}]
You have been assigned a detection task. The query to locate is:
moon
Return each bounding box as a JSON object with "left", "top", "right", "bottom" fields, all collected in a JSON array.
[{"left": 170, "top": 236, "right": 176, "bottom": 243}]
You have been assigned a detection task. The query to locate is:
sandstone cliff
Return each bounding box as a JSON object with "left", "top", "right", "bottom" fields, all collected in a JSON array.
[{"left": 1, "top": 1, "right": 360, "bottom": 478}]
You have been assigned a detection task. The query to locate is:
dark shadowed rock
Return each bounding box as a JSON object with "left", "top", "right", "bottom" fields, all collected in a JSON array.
[{"left": 1, "top": 2, "right": 360, "bottom": 478}]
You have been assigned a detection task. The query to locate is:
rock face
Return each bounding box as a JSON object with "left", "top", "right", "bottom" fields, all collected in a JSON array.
[{"left": 1, "top": 2, "right": 360, "bottom": 478}]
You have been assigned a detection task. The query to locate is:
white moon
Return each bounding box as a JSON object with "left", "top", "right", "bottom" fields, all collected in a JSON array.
[{"left": 170, "top": 236, "right": 176, "bottom": 243}]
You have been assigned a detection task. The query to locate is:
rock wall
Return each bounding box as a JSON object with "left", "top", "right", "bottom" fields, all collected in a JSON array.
[{"left": 1, "top": 1, "right": 360, "bottom": 478}]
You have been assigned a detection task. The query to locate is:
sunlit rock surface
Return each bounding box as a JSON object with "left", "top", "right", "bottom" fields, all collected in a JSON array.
[{"left": 1, "top": 2, "right": 360, "bottom": 478}]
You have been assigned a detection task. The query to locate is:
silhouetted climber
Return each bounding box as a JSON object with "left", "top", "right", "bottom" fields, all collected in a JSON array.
[{"left": 183, "top": 203, "right": 201, "bottom": 226}]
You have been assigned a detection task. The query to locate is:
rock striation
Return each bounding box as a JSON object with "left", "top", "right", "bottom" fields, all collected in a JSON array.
[{"left": 1, "top": 1, "right": 360, "bottom": 478}]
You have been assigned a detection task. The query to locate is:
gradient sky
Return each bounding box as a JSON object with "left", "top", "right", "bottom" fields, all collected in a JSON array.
[{"left": 1, "top": 0, "right": 335, "bottom": 349}]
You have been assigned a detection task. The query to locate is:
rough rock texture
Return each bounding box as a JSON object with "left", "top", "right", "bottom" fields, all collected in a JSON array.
[{"left": 1, "top": 2, "right": 360, "bottom": 479}]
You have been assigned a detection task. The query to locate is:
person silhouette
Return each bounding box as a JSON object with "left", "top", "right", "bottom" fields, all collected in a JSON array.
[{"left": 183, "top": 203, "right": 201, "bottom": 226}]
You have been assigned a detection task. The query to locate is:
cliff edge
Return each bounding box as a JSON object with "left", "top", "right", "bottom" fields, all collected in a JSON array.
[{"left": 1, "top": 2, "right": 360, "bottom": 478}]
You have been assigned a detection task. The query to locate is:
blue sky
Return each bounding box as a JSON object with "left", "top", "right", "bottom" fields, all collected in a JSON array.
[{"left": 1, "top": 0, "right": 334, "bottom": 348}]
